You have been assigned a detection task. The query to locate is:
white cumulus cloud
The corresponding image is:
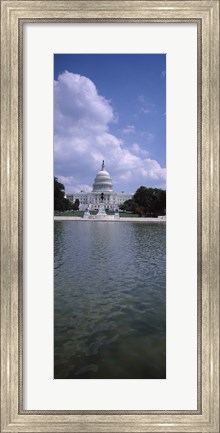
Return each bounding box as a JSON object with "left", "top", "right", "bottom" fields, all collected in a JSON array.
[
  {"left": 122, "top": 124, "right": 136, "bottom": 135},
  {"left": 54, "top": 71, "right": 166, "bottom": 192}
]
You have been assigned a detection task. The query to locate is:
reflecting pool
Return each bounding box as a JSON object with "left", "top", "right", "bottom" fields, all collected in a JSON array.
[{"left": 54, "top": 221, "right": 166, "bottom": 379}]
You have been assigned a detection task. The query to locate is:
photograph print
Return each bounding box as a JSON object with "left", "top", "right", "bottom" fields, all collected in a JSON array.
[{"left": 54, "top": 54, "right": 166, "bottom": 379}]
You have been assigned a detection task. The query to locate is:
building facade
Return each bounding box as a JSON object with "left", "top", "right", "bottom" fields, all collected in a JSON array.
[{"left": 66, "top": 161, "right": 133, "bottom": 211}]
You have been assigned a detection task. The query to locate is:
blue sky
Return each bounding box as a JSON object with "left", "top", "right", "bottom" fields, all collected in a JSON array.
[{"left": 54, "top": 54, "right": 166, "bottom": 193}]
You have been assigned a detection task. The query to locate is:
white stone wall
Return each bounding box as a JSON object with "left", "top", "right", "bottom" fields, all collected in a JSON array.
[{"left": 66, "top": 192, "right": 133, "bottom": 211}]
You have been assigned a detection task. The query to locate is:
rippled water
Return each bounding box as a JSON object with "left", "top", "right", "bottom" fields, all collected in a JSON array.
[{"left": 54, "top": 221, "right": 166, "bottom": 379}]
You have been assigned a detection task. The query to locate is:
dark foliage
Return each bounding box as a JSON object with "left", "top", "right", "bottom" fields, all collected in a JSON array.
[
  {"left": 54, "top": 177, "right": 73, "bottom": 211},
  {"left": 120, "top": 186, "right": 166, "bottom": 217},
  {"left": 72, "top": 198, "right": 80, "bottom": 211}
]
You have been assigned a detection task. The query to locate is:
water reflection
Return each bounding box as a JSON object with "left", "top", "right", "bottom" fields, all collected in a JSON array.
[{"left": 54, "top": 221, "right": 166, "bottom": 379}]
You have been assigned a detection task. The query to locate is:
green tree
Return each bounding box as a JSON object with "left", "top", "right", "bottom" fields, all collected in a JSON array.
[
  {"left": 133, "top": 186, "right": 166, "bottom": 216},
  {"left": 119, "top": 199, "right": 135, "bottom": 212},
  {"left": 54, "top": 177, "right": 73, "bottom": 211},
  {"left": 121, "top": 186, "right": 166, "bottom": 216},
  {"left": 72, "top": 198, "right": 80, "bottom": 210}
]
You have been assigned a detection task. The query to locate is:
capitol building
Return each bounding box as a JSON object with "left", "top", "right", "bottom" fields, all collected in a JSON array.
[{"left": 66, "top": 161, "right": 133, "bottom": 211}]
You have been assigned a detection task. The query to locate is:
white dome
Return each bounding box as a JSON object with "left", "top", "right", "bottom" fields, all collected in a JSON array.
[{"left": 92, "top": 161, "right": 113, "bottom": 192}]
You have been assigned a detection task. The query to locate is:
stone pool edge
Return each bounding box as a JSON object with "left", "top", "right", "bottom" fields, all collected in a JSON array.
[{"left": 54, "top": 216, "right": 166, "bottom": 223}]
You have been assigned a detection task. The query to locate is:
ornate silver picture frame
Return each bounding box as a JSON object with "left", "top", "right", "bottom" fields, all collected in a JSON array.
[{"left": 1, "top": 1, "right": 219, "bottom": 432}]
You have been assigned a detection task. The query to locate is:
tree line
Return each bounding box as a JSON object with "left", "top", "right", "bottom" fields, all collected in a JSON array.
[
  {"left": 54, "top": 177, "right": 79, "bottom": 211},
  {"left": 119, "top": 186, "right": 166, "bottom": 217}
]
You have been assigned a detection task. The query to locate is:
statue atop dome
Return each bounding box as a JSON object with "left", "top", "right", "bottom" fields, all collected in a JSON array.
[{"left": 101, "top": 160, "right": 105, "bottom": 170}]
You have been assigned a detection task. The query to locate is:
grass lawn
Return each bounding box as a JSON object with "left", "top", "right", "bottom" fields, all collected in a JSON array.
[{"left": 54, "top": 211, "right": 84, "bottom": 217}]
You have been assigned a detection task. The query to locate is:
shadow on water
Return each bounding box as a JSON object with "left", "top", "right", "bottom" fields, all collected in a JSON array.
[{"left": 54, "top": 221, "right": 166, "bottom": 379}]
